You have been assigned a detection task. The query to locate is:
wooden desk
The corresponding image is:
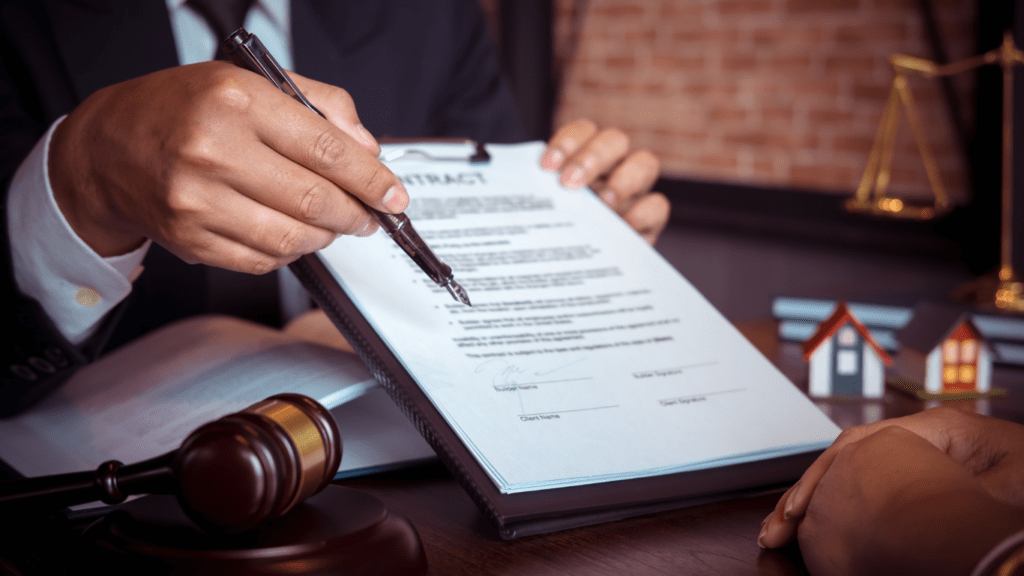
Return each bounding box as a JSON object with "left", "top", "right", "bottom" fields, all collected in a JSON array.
[
  {"left": 0, "top": 321, "right": 1019, "bottom": 575},
  {"left": 336, "top": 320, "right": 1024, "bottom": 576}
]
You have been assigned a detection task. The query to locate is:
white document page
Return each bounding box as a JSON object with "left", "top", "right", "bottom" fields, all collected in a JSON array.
[{"left": 319, "top": 142, "right": 841, "bottom": 494}]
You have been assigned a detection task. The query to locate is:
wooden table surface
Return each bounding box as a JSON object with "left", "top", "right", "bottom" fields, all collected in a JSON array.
[
  {"left": 0, "top": 321, "right": 1019, "bottom": 576},
  {"left": 337, "top": 320, "right": 1024, "bottom": 576}
]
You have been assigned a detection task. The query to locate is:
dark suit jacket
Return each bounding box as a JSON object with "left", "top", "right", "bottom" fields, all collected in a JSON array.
[{"left": 0, "top": 0, "right": 525, "bottom": 415}]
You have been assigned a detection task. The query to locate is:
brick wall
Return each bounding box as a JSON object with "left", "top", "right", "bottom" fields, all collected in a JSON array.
[{"left": 552, "top": 0, "right": 979, "bottom": 202}]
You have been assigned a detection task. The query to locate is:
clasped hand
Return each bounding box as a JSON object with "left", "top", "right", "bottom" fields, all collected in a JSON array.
[
  {"left": 49, "top": 62, "right": 669, "bottom": 275},
  {"left": 759, "top": 407, "right": 1024, "bottom": 576}
]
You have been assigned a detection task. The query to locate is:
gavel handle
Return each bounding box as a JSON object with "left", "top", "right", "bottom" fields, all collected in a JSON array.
[{"left": 0, "top": 452, "right": 176, "bottom": 510}]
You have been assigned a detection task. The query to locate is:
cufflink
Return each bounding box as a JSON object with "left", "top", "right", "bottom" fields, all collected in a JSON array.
[{"left": 75, "top": 287, "right": 101, "bottom": 307}]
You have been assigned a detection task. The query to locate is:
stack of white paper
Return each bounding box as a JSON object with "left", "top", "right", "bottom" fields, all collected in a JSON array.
[{"left": 320, "top": 142, "right": 841, "bottom": 494}]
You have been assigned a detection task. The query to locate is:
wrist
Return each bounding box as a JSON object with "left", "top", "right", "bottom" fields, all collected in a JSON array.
[{"left": 48, "top": 99, "right": 146, "bottom": 257}]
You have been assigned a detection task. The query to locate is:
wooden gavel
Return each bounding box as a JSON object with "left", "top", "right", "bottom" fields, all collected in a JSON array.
[{"left": 0, "top": 393, "right": 341, "bottom": 533}]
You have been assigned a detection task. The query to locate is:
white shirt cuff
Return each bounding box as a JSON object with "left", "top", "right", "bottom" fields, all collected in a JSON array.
[{"left": 7, "top": 116, "right": 150, "bottom": 345}]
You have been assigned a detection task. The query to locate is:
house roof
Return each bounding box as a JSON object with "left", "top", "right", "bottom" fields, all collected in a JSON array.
[
  {"left": 802, "top": 302, "right": 893, "bottom": 365},
  {"left": 897, "top": 301, "right": 989, "bottom": 354}
]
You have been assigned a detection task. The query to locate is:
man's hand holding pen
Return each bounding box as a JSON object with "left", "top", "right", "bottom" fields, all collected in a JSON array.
[
  {"left": 49, "top": 61, "right": 405, "bottom": 272},
  {"left": 220, "top": 30, "right": 469, "bottom": 304}
]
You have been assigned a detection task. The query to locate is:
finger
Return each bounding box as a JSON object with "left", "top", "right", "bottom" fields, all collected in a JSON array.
[
  {"left": 158, "top": 180, "right": 349, "bottom": 273},
  {"left": 601, "top": 149, "right": 660, "bottom": 211},
  {"left": 620, "top": 192, "right": 671, "bottom": 245},
  {"left": 249, "top": 94, "right": 409, "bottom": 214},
  {"left": 212, "top": 138, "right": 378, "bottom": 235},
  {"left": 290, "top": 73, "right": 379, "bottom": 154},
  {"left": 541, "top": 119, "right": 598, "bottom": 171},
  {"left": 758, "top": 483, "right": 801, "bottom": 549},
  {"left": 163, "top": 226, "right": 300, "bottom": 275},
  {"left": 203, "top": 186, "right": 356, "bottom": 261},
  {"left": 783, "top": 424, "right": 880, "bottom": 520},
  {"left": 558, "top": 127, "right": 630, "bottom": 189}
]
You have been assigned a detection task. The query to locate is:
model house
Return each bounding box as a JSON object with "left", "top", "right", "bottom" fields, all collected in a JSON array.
[
  {"left": 803, "top": 302, "right": 893, "bottom": 398},
  {"left": 895, "top": 302, "right": 992, "bottom": 396}
]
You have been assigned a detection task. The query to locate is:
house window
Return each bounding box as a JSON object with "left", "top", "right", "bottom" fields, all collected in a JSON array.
[
  {"left": 960, "top": 365, "right": 976, "bottom": 384},
  {"left": 943, "top": 323, "right": 979, "bottom": 392},
  {"left": 943, "top": 339, "right": 959, "bottom": 363},
  {"left": 961, "top": 339, "right": 977, "bottom": 363},
  {"left": 837, "top": 326, "right": 857, "bottom": 347},
  {"left": 836, "top": 350, "right": 857, "bottom": 375},
  {"left": 943, "top": 365, "right": 958, "bottom": 384}
]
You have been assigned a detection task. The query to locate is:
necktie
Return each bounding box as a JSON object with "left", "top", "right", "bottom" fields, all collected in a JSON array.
[{"left": 186, "top": 0, "right": 256, "bottom": 59}]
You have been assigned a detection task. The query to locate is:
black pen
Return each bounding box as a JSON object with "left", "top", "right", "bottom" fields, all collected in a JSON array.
[{"left": 221, "top": 28, "right": 471, "bottom": 306}]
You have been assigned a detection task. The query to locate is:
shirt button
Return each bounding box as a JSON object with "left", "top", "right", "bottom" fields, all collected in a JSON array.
[
  {"left": 28, "top": 357, "right": 56, "bottom": 374},
  {"left": 10, "top": 365, "right": 37, "bottom": 381},
  {"left": 45, "top": 347, "right": 69, "bottom": 368},
  {"left": 76, "top": 287, "right": 101, "bottom": 307}
]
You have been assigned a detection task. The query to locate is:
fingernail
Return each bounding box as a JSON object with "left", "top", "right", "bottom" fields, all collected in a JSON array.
[
  {"left": 355, "top": 124, "right": 379, "bottom": 152},
  {"left": 757, "top": 524, "right": 769, "bottom": 549},
  {"left": 541, "top": 148, "right": 564, "bottom": 170},
  {"left": 382, "top": 183, "right": 408, "bottom": 213},
  {"left": 600, "top": 190, "right": 617, "bottom": 207},
  {"left": 642, "top": 234, "right": 656, "bottom": 245},
  {"left": 785, "top": 481, "right": 802, "bottom": 519},
  {"left": 562, "top": 166, "right": 585, "bottom": 189},
  {"left": 355, "top": 220, "right": 377, "bottom": 237}
]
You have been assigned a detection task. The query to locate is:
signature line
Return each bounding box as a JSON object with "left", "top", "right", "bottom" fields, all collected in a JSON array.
[
  {"left": 520, "top": 405, "right": 619, "bottom": 417},
  {"left": 659, "top": 387, "right": 746, "bottom": 403},
  {"left": 639, "top": 361, "right": 719, "bottom": 374},
  {"left": 493, "top": 377, "right": 594, "bottom": 388}
]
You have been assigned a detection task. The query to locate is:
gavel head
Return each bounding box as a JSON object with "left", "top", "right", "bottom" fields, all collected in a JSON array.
[{"left": 172, "top": 393, "right": 342, "bottom": 533}]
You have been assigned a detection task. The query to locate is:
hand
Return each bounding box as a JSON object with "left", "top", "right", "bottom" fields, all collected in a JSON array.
[
  {"left": 540, "top": 119, "right": 669, "bottom": 245},
  {"left": 784, "top": 425, "right": 1024, "bottom": 576},
  {"left": 759, "top": 407, "right": 1024, "bottom": 575},
  {"left": 49, "top": 62, "right": 408, "bottom": 274}
]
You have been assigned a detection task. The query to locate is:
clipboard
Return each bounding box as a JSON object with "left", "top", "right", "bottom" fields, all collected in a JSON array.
[{"left": 287, "top": 141, "right": 827, "bottom": 539}]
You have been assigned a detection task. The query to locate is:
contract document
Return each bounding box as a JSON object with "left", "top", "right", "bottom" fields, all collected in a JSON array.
[{"left": 318, "top": 142, "right": 840, "bottom": 495}]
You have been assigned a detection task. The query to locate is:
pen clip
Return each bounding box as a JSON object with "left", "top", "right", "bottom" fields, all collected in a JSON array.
[{"left": 222, "top": 28, "right": 325, "bottom": 119}]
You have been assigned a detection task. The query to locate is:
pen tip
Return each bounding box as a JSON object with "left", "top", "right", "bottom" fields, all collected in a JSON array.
[{"left": 446, "top": 279, "right": 472, "bottom": 306}]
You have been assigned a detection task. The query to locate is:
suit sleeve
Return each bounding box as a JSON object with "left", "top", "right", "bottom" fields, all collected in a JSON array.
[{"left": 0, "top": 15, "right": 128, "bottom": 416}]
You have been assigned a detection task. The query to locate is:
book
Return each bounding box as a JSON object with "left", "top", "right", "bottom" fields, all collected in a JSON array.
[
  {"left": 772, "top": 296, "right": 1024, "bottom": 366},
  {"left": 0, "top": 315, "right": 437, "bottom": 483},
  {"left": 290, "top": 142, "right": 842, "bottom": 538}
]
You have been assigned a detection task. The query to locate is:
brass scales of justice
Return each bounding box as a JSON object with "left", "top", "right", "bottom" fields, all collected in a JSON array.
[{"left": 847, "top": 32, "right": 1024, "bottom": 313}]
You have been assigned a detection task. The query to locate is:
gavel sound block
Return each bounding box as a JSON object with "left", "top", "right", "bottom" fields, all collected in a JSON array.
[{"left": 0, "top": 394, "right": 427, "bottom": 575}]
